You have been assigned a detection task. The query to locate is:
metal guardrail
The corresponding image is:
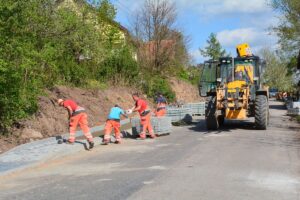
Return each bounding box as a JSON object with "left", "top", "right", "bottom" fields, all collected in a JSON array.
[
  {"left": 182, "top": 102, "right": 205, "bottom": 116},
  {"left": 287, "top": 108, "right": 300, "bottom": 116},
  {"left": 131, "top": 117, "right": 172, "bottom": 136}
]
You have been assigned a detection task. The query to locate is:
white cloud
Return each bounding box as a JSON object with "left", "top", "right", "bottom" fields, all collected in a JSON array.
[
  {"left": 116, "top": 0, "right": 279, "bottom": 61},
  {"left": 114, "top": 0, "right": 142, "bottom": 12},
  {"left": 217, "top": 28, "right": 276, "bottom": 48},
  {"left": 117, "top": 0, "right": 271, "bottom": 15},
  {"left": 190, "top": 49, "right": 205, "bottom": 63},
  {"left": 175, "top": 0, "right": 271, "bottom": 15}
]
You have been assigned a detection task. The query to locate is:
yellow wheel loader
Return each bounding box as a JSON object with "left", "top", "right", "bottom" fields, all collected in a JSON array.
[{"left": 199, "top": 44, "right": 269, "bottom": 130}]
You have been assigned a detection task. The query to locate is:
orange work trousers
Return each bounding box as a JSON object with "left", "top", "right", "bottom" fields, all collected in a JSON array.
[
  {"left": 104, "top": 120, "right": 121, "bottom": 141},
  {"left": 140, "top": 113, "right": 154, "bottom": 138},
  {"left": 155, "top": 107, "right": 166, "bottom": 117},
  {"left": 69, "top": 113, "right": 93, "bottom": 142}
]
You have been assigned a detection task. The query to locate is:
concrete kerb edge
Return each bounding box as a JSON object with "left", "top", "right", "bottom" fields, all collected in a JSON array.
[
  {"left": 0, "top": 119, "right": 131, "bottom": 176},
  {"left": 0, "top": 102, "right": 205, "bottom": 175},
  {"left": 1, "top": 119, "right": 130, "bottom": 156}
]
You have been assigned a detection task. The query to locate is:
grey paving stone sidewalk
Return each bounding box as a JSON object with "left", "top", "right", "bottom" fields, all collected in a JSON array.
[{"left": 0, "top": 119, "right": 131, "bottom": 175}]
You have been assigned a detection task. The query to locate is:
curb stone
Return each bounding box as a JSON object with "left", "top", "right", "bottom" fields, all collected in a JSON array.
[{"left": 0, "top": 119, "right": 131, "bottom": 176}]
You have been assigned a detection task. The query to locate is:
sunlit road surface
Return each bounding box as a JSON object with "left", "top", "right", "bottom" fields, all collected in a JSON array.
[{"left": 0, "top": 100, "right": 300, "bottom": 200}]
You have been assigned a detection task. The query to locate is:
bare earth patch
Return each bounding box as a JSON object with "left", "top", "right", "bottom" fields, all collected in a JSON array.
[{"left": 0, "top": 78, "right": 203, "bottom": 153}]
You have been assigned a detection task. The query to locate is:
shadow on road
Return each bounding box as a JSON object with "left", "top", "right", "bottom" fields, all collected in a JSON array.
[
  {"left": 55, "top": 136, "right": 89, "bottom": 150},
  {"left": 188, "top": 119, "right": 256, "bottom": 134},
  {"left": 269, "top": 104, "right": 286, "bottom": 110}
]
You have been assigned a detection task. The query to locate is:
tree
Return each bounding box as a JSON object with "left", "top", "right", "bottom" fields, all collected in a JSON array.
[
  {"left": 131, "top": 0, "right": 188, "bottom": 72},
  {"left": 272, "top": 0, "right": 300, "bottom": 59},
  {"left": 199, "top": 33, "right": 226, "bottom": 60},
  {"left": 0, "top": 0, "right": 138, "bottom": 133},
  {"left": 259, "top": 48, "right": 293, "bottom": 91},
  {"left": 97, "top": 0, "right": 116, "bottom": 21}
]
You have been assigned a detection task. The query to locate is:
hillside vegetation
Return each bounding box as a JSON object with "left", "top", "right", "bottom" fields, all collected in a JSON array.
[{"left": 0, "top": 0, "right": 200, "bottom": 134}]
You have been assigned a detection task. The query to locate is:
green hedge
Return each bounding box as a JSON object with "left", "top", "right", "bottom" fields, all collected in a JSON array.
[{"left": 141, "top": 74, "right": 176, "bottom": 102}]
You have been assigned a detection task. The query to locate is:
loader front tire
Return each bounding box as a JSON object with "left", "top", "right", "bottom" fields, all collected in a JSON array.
[
  {"left": 206, "top": 96, "right": 219, "bottom": 130},
  {"left": 255, "top": 95, "right": 269, "bottom": 130}
]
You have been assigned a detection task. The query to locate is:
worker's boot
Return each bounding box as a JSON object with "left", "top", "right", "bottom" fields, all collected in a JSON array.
[
  {"left": 137, "top": 133, "right": 146, "bottom": 140},
  {"left": 149, "top": 134, "right": 156, "bottom": 139},
  {"left": 102, "top": 138, "right": 110, "bottom": 145},
  {"left": 115, "top": 136, "right": 121, "bottom": 144},
  {"left": 88, "top": 141, "right": 94, "bottom": 149}
]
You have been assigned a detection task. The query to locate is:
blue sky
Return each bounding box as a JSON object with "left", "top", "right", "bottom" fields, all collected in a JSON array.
[{"left": 110, "top": 0, "right": 278, "bottom": 63}]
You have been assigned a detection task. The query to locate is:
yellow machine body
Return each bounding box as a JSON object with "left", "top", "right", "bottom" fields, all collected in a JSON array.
[
  {"left": 218, "top": 64, "right": 254, "bottom": 120},
  {"left": 225, "top": 108, "right": 247, "bottom": 119},
  {"left": 236, "top": 43, "right": 252, "bottom": 57},
  {"left": 200, "top": 43, "right": 269, "bottom": 130}
]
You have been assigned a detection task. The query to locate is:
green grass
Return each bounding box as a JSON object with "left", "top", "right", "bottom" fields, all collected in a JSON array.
[{"left": 295, "top": 116, "right": 300, "bottom": 123}]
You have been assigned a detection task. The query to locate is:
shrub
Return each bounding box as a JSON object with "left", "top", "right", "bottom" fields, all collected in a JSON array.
[
  {"left": 141, "top": 74, "right": 175, "bottom": 102},
  {"left": 177, "top": 66, "right": 201, "bottom": 85},
  {"left": 98, "top": 46, "right": 139, "bottom": 85}
]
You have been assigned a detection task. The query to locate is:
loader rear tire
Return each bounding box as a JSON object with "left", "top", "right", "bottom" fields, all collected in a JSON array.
[
  {"left": 255, "top": 95, "right": 269, "bottom": 130},
  {"left": 205, "top": 96, "right": 219, "bottom": 130}
]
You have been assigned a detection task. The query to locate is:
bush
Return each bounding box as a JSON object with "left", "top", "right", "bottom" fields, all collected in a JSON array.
[
  {"left": 0, "top": 61, "right": 40, "bottom": 132},
  {"left": 98, "top": 46, "right": 139, "bottom": 85},
  {"left": 141, "top": 74, "right": 175, "bottom": 102},
  {"left": 177, "top": 66, "right": 200, "bottom": 85},
  {"left": 0, "top": 0, "right": 138, "bottom": 133},
  {"left": 296, "top": 116, "right": 300, "bottom": 123}
]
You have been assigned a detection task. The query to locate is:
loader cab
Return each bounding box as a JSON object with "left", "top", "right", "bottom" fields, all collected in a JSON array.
[
  {"left": 219, "top": 58, "right": 234, "bottom": 84},
  {"left": 219, "top": 56, "right": 261, "bottom": 86},
  {"left": 199, "top": 60, "right": 219, "bottom": 97},
  {"left": 199, "top": 56, "right": 265, "bottom": 96}
]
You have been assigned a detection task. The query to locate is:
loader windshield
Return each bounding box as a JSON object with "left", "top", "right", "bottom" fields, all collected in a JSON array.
[
  {"left": 234, "top": 59, "right": 255, "bottom": 84},
  {"left": 220, "top": 58, "right": 255, "bottom": 84},
  {"left": 199, "top": 61, "right": 218, "bottom": 96},
  {"left": 220, "top": 59, "right": 234, "bottom": 83}
]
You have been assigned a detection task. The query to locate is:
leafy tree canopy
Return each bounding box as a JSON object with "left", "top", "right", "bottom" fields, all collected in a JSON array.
[
  {"left": 272, "top": 0, "right": 300, "bottom": 55},
  {"left": 199, "top": 33, "right": 227, "bottom": 60}
]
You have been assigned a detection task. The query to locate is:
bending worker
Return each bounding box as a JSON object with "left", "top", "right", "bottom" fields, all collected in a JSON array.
[
  {"left": 103, "top": 105, "right": 127, "bottom": 145},
  {"left": 129, "top": 93, "right": 155, "bottom": 139},
  {"left": 155, "top": 93, "right": 167, "bottom": 117},
  {"left": 57, "top": 99, "right": 94, "bottom": 149}
]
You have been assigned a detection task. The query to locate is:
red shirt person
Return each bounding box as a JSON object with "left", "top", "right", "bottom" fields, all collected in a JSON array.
[
  {"left": 131, "top": 93, "right": 155, "bottom": 139},
  {"left": 57, "top": 99, "right": 94, "bottom": 149}
]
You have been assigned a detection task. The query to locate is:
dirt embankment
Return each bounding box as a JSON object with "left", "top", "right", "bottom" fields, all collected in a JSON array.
[
  {"left": 169, "top": 78, "right": 204, "bottom": 104},
  {"left": 0, "top": 78, "right": 203, "bottom": 153},
  {"left": 0, "top": 86, "right": 143, "bottom": 154}
]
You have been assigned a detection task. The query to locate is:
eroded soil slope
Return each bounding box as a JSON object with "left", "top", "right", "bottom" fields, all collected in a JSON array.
[
  {"left": 169, "top": 78, "right": 203, "bottom": 104},
  {"left": 0, "top": 78, "right": 203, "bottom": 153}
]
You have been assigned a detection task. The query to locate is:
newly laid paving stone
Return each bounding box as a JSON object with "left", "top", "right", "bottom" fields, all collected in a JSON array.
[{"left": 0, "top": 120, "right": 131, "bottom": 175}]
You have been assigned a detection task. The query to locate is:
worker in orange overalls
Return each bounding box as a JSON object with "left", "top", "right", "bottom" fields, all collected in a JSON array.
[
  {"left": 103, "top": 105, "right": 128, "bottom": 145},
  {"left": 155, "top": 93, "right": 167, "bottom": 117},
  {"left": 57, "top": 99, "right": 94, "bottom": 149},
  {"left": 129, "top": 93, "right": 155, "bottom": 140},
  {"left": 283, "top": 92, "right": 288, "bottom": 101}
]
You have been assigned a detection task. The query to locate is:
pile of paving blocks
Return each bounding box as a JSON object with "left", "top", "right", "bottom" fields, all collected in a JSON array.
[
  {"left": 131, "top": 117, "right": 172, "bottom": 136},
  {"left": 287, "top": 102, "right": 300, "bottom": 116}
]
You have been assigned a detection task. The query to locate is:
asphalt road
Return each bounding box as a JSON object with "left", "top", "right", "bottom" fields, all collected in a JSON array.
[{"left": 1, "top": 100, "right": 300, "bottom": 200}]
